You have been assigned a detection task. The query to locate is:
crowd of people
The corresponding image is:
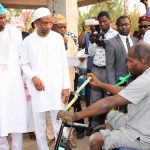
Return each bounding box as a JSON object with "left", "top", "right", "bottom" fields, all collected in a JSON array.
[{"left": 0, "top": 0, "right": 150, "bottom": 150}]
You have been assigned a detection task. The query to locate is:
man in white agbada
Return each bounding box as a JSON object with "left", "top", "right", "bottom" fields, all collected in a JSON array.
[
  {"left": 0, "top": 3, "right": 27, "bottom": 150},
  {"left": 20, "top": 7, "right": 70, "bottom": 150}
]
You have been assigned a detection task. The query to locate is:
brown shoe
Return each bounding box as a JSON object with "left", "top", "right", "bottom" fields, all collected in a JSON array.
[
  {"left": 48, "top": 138, "right": 55, "bottom": 146},
  {"left": 68, "top": 137, "right": 77, "bottom": 148},
  {"left": 29, "top": 132, "right": 36, "bottom": 141}
]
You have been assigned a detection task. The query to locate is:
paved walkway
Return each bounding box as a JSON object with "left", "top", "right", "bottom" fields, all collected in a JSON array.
[{"left": 23, "top": 133, "right": 90, "bottom": 150}]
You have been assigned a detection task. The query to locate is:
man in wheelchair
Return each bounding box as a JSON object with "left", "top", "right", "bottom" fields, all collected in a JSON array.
[{"left": 57, "top": 42, "right": 150, "bottom": 150}]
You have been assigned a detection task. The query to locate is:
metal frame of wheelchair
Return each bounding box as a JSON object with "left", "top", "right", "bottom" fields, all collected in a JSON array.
[{"left": 54, "top": 122, "right": 136, "bottom": 150}]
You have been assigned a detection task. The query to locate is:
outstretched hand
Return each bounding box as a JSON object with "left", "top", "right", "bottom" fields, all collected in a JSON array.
[
  {"left": 82, "top": 21, "right": 88, "bottom": 32},
  {"left": 87, "top": 73, "right": 102, "bottom": 88},
  {"left": 142, "top": 0, "right": 150, "bottom": 7},
  {"left": 144, "top": 0, "right": 150, "bottom": 4},
  {"left": 57, "top": 110, "right": 78, "bottom": 124}
]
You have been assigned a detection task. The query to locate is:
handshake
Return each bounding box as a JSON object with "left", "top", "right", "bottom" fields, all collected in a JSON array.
[{"left": 57, "top": 110, "right": 78, "bottom": 124}]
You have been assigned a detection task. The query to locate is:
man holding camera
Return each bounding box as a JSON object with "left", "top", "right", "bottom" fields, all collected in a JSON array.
[{"left": 88, "top": 11, "right": 118, "bottom": 128}]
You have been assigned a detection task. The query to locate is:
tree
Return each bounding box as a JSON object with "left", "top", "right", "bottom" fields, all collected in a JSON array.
[{"left": 6, "top": 9, "right": 33, "bottom": 31}]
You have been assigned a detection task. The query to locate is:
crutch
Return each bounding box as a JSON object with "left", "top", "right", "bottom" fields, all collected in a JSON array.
[{"left": 54, "top": 76, "right": 92, "bottom": 150}]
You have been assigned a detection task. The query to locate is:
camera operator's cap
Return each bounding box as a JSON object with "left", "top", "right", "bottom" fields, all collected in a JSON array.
[
  {"left": 33, "top": 7, "right": 51, "bottom": 21},
  {"left": 53, "top": 14, "right": 67, "bottom": 24},
  {"left": 0, "top": 3, "right": 6, "bottom": 15}
]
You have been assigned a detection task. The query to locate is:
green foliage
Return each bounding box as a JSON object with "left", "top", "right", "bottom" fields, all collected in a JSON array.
[
  {"left": 6, "top": 9, "right": 23, "bottom": 23},
  {"left": 128, "top": 5, "right": 140, "bottom": 33},
  {"left": 6, "top": 9, "right": 33, "bottom": 32},
  {"left": 78, "top": 0, "right": 140, "bottom": 34}
]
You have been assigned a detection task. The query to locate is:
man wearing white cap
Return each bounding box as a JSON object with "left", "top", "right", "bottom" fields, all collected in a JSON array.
[
  {"left": 20, "top": 7, "right": 70, "bottom": 150},
  {"left": 0, "top": 3, "right": 27, "bottom": 150}
]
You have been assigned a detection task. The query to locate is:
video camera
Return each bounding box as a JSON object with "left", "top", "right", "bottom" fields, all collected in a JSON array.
[
  {"left": 92, "top": 32, "right": 106, "bottom": 49},
  {"left": 84, "top": 19, "right": 99, "bottom": 26}
]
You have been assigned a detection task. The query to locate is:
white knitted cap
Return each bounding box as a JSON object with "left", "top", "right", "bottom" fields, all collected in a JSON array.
[{"left": 33, "top": 7, "right": 51, "bottom": 21}]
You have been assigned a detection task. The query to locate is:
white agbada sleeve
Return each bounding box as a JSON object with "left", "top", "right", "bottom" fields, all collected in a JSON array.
[
  {"left": 20, "top": 39, "right": 36, "bottom": 79},
  {"left": 60, "top": 36, "right": 71, "bottom": 89},
  {"left": 0, "top": 25, "right": 27, "bottom": 136}
]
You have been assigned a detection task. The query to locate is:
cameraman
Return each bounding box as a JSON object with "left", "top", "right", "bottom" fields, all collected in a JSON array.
[
  {"left": 88, "top": 11, "right": 118, "bottom": 130},
  {"left": 78, "top": 18, "right": 98, "bottom": 137}
]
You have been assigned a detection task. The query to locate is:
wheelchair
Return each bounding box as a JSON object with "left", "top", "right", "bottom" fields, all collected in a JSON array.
[
  {"left": 54, "top": 122, "right": 88, "bottom": 150},
  {"left": 54, "top": 122, "right": 137, "bottom": 150}
]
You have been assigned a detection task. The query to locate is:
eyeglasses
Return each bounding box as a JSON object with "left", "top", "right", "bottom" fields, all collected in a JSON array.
[{"left": 138, "top": 25, "right": 150, "bottom": 28}]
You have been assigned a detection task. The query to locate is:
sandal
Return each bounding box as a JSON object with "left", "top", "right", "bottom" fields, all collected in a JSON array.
[
  {"left": 48, "top": 138, "right": 55, "bottom": 146},
  {"left": 68, "top": 137, "right": 77, "bottom": 148},
  {"left": 29, "top": 132, "right": 36, "bottom": 141}
]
